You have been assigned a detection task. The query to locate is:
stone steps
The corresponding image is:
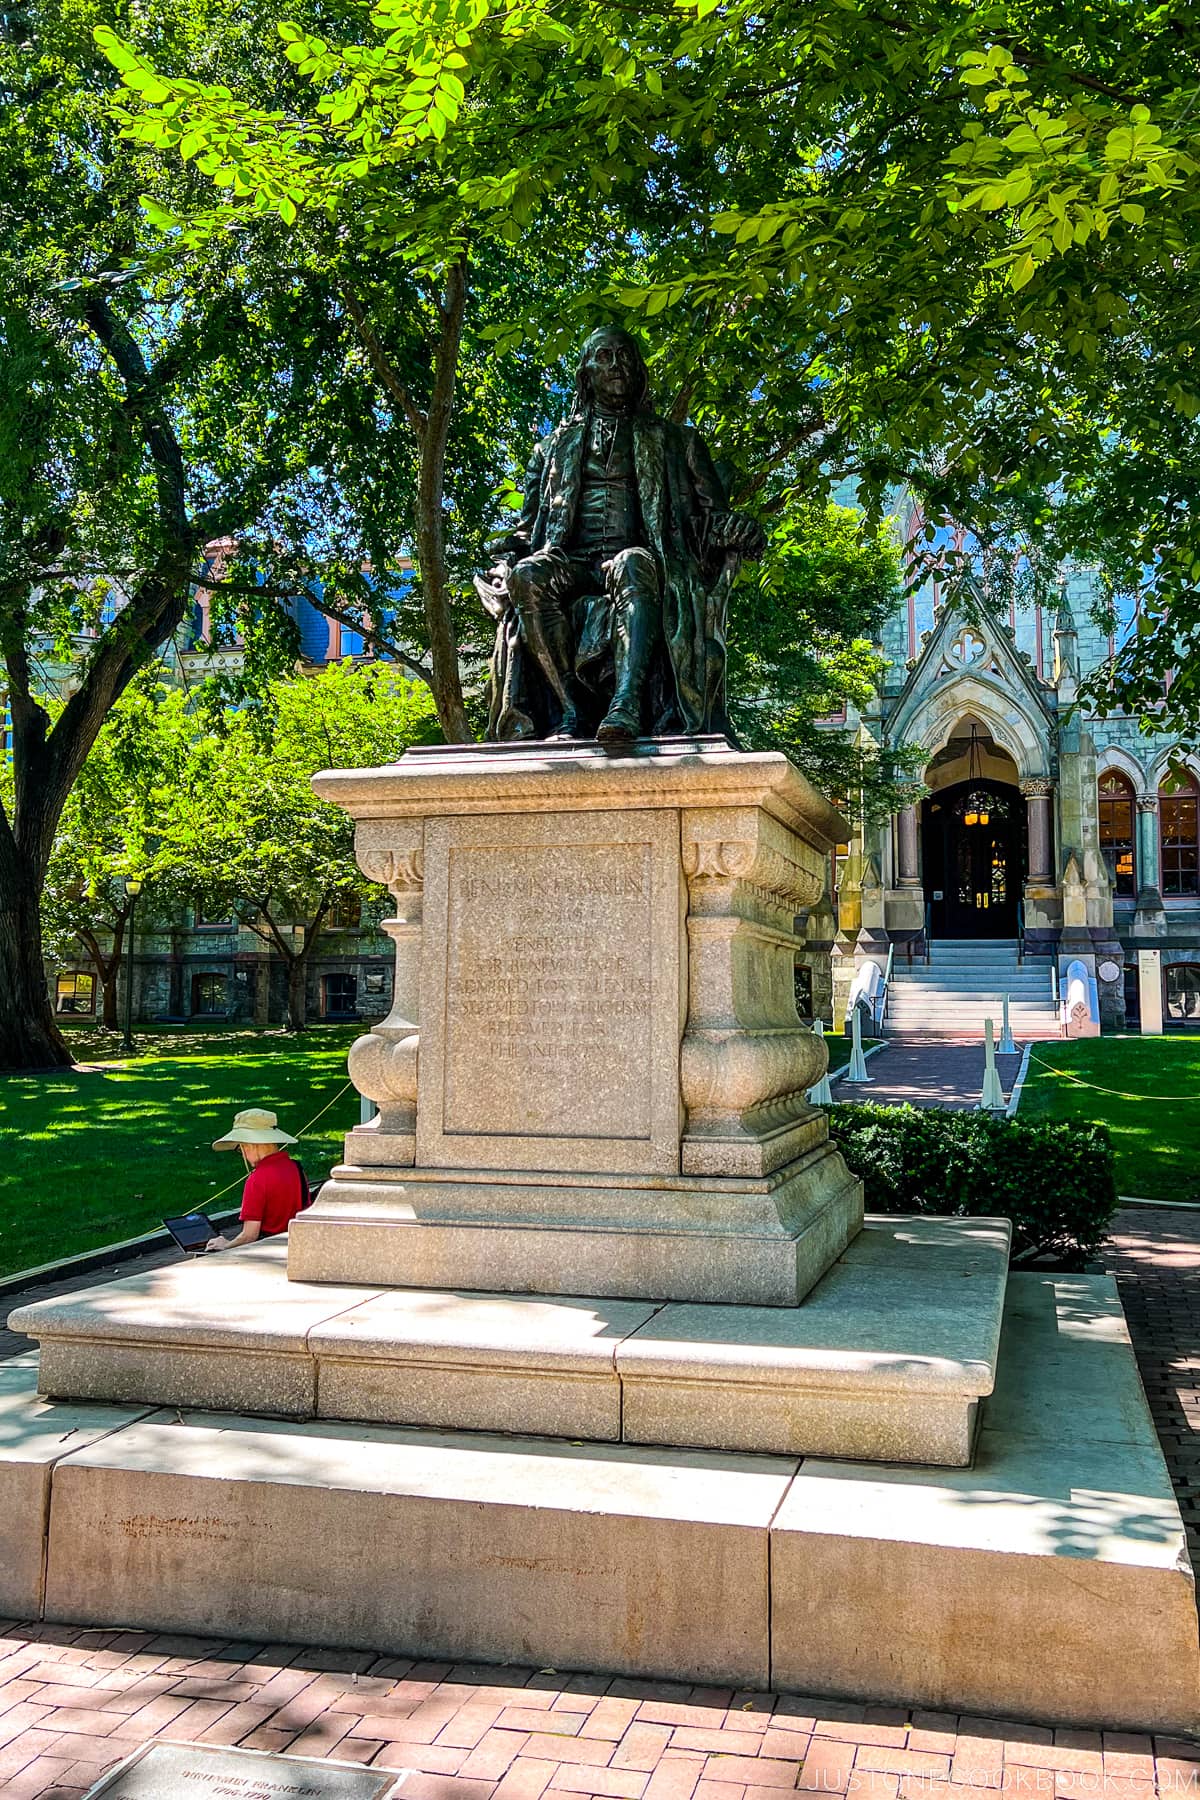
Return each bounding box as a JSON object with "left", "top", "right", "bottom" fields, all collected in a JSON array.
[
  {"left": 12, "top": 1219, "right": 1012, "bottom": 1469},
  {"left": 891, "top": 980, "right": 1049, "bottom": 995},
  {"left": 4, "top": 1275, "right": 1196, "bottom": 1730},
  {"left": 887, "top": 942, "right": 1057, "bottom": 1039}
]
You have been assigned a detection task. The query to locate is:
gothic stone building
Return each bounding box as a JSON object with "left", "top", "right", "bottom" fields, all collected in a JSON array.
[{"left": 806, "top": 562, "right": 1200, "bottom": 1034}]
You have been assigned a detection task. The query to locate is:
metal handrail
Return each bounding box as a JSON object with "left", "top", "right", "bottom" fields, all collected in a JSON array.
[{"left": 877, "top": 943, "right": 894, "bottom": 1031}]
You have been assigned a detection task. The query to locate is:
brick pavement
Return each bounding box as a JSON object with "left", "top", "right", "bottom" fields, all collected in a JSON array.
[
  {"left": 0, "top": 1213, "right": 1198, "bottom": 1795},
  {"left": 1098, "top": 1206, "right": 1200, "bottom": 1572},
  {"left": 0, "top": 1623, "right": 1195, "bottom": 1800},
  {"left": 831, "top": 1038, "right": 1025, "bottom": 1111}
]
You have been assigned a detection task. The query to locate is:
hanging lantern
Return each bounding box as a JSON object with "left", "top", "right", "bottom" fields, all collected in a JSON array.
[{"left": 965, "top": 725, "right": 986, "bottom": 827}]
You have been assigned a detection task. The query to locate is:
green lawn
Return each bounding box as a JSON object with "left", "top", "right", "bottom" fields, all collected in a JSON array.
[
  {"left": 0, "top": 1026, "right": 362, "bottom": 1278},
  {"left": 1019, "top": 1035, "right": 1200, "bottom": 1203},
  {"left": 0, "top": 1019, "right": 876, "bottom": 1282}
]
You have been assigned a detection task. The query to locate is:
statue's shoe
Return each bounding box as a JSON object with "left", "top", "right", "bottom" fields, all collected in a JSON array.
[{"left": 596, "top": 706, "right": 639, "bottom": 744}]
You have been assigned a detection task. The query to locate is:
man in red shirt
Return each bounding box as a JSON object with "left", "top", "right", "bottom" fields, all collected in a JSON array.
[{"left": 206, "top": 1107, "right": 308, "bottom": 1251}]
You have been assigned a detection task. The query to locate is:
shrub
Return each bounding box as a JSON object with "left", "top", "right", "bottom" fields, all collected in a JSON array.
[{"left": 827, "top": 1102, "right": 1118, "bottom": 1266}]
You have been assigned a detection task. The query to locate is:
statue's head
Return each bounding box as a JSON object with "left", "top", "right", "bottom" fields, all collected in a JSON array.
[{"left": 573, "top": 327, "right": 652, "bottom": 417}]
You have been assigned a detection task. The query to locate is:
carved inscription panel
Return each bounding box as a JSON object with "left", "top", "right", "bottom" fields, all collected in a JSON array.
[{"left": 417, "top": 810, "right": 682, "bottom": 1174}]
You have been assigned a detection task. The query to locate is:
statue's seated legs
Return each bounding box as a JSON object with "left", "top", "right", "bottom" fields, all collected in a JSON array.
[
  {"left": 597, "top": 548, "right": 662, "bottom": 744},
  {"left": 509, "top": 550, "right": 584, "bottom": 739}
]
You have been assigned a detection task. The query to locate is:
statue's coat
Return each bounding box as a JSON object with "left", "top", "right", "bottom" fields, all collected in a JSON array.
[{"left": 487, "top": 412, "right": 735, "bottom": 740}]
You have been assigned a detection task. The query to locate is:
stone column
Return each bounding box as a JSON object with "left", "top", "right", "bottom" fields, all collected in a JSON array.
[
  {"left": 896, "top": 805, "right": 921, "bottom": 888},
  {"left": 1022, "top": 780, "right": 1055, "bottom": 884},
  {"left": 1136, "top": 795, "right": 1162, "bottom": 900},
  {"left": 342, "top": 823, "right": 424, "bottom": 1165},
  {"left": 1135, "top": 793, "right": 1167, "bottom": 936}
]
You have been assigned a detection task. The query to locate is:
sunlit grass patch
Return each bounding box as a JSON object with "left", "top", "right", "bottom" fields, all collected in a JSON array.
[
  {"left": 0, "top": 1027, "right": 361, "bottom": 1278},
  {"left": 1020, "top": 1036, "right": 1200, "bottom": 1203}
]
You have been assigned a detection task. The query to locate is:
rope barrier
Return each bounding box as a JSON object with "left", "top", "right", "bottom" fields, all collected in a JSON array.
[
  {"left": 204, "top": 1079, "right": 356, "bottom": 1207},
  {"left": 1027, "top": 1052, "right": 1198, "bottom": 1103}
]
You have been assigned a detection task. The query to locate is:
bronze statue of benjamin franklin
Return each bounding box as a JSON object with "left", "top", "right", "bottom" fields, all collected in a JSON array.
[{"left": 476, "top": 328, "right": 765, "bottom": 744}]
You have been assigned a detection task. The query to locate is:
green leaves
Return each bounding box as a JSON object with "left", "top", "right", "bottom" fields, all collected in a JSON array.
[
  {"left": 944, "top": 50, "right": 1194, "bottom": 293},
  {"left": 93, "top": 24, "right": 172, "bottom": 103}
]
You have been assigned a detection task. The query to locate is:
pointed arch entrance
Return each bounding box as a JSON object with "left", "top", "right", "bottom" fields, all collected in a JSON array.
[{"left": 921, "top": 722, "right": 1028, "bottom": 939}]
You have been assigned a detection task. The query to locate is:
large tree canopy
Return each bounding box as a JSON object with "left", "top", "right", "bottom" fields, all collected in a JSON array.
[
  {"left": 98, "top": 0, "right": 1200, "bottom": 728},
  {"left": 1, "top": 0, "right": 342, "bottom": 1066},
  {"left": 11, "top": 0, "right": 1196, "bottom": 1069},
  {"left": 0, "top": 0, "right": 580, "bottom": 1067}
]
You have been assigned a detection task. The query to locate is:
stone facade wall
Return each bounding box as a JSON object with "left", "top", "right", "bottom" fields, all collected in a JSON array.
[
  {"left": 801, "top": 556, "right": 1200, "bottom": 1030},
  {"left": 48, "top": 902, "right": 395, "bottom": 1028}
]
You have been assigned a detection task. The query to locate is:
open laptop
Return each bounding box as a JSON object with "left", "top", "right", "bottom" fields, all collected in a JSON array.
[{"left": 163, "top": 1212, "right": 219, "bottom": 1255}]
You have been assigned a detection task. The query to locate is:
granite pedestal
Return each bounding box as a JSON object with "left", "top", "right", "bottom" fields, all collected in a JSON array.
[{"left": 289, "top": 739, "right": 862, "bottom": 1305}]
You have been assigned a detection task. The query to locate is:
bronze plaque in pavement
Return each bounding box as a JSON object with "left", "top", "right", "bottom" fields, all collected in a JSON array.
[{"left": 84, "top": 1740, "right": 400, "bottom": 1799}]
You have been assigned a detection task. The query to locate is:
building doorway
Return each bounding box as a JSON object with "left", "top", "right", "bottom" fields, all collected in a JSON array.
[{"left": 922, "top": 778, "right": 1026, "bottom": 938}]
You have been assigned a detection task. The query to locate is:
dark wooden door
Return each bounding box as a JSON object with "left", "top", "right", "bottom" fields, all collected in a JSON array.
[{"left": 923, "top": 781, "right": 1024, "bottom": 939}]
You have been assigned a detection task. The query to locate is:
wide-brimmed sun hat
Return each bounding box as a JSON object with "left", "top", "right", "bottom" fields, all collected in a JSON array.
[{"left": 212, "top": 1106, "right": 298, "bottom": 1151}]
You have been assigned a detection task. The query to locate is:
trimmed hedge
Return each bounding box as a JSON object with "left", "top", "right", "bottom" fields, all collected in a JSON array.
[{"left": 827, "top": 1102, "right": 1118, "bottom": 1266}]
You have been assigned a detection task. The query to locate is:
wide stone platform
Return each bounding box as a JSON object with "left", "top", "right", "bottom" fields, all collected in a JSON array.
[
  {"left": 13, "top": 1216, "right": 1009, "bottom": 1466},
  {"left": 2, "top": 1274, "right": 1197, "bottom": 1731}
]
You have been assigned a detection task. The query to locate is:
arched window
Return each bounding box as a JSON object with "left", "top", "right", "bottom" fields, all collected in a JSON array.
[
  {"left": 1098, "top": 771, "right": 1136, "bottom": 898},
  {"left": 1161, "top": 770, "right": 1200, "bottom": 896}
]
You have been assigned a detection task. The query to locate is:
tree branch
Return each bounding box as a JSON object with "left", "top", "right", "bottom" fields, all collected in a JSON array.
[
  {"left": 255, "top": 899, "right": 297, "bottom": 964},
  {"left": 192, "top": 575, "right": 435, "bottom": 685},
  {"left": 309, "top": 597, "right": 434, "bottom": 685},
  {"left": 337, "top": 279, "right": 429, "bottom": 442},
  {"left": 413, "top": 254, "right": 473, "bottom": 742}
]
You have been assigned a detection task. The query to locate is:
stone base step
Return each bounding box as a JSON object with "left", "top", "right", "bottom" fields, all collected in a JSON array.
[
  {"left": 896, "top": 973, "right": 1051, "bottom": 990},
  {"left": 4, "top": 1275, "right": 1197, "bottom": 1730},
  {"left": 887, "top": 1000, "right": 1055, "bottom": 1016},
  {"left": 889, "top": 1006, "right": 1051, "bottom": 1019},
  {"left": 12, "top": 1217, "right": 1011, "bottom": 1468},
  {"left": 928, "top": 943, "right": 1021, "bottom": 957},
  {"left": 287, "top": 1140, "right": 864, "bottom": 1307}
]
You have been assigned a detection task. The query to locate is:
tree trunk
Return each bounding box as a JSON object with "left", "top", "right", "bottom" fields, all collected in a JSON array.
[
  {"left": 415, "top": 257, "right": 473, "bottom": 743},
  {"left": 81, "top": 924, "right": 123, "bottom": 1030},
  {"left": 283, "top": 953, "right": 309, "bottom": 1031},
  {"left": 0, "top": 855, "right": 70, "bottom": 1071},
  {"left": 337, "top": 264, "right": 473, "bottom": 743}
]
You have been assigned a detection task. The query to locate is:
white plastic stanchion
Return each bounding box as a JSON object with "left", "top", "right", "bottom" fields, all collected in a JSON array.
[
  {"left": 979, "top": 1017, "right": 1006, "bottom": 1111},
  {"left": 998, "top": 992, "right": 1017, "bottom": 1055},
  {"left": 844, "top": 1004, "right": 873, "bottom": 1084},
  {"left": 807, "top": 1018, "right": 834, "bottom": 1105}
]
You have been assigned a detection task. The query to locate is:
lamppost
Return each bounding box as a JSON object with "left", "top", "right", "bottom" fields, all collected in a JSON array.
[{"left": 121, "top": 875, "right": 143, "bottom": 1055}]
